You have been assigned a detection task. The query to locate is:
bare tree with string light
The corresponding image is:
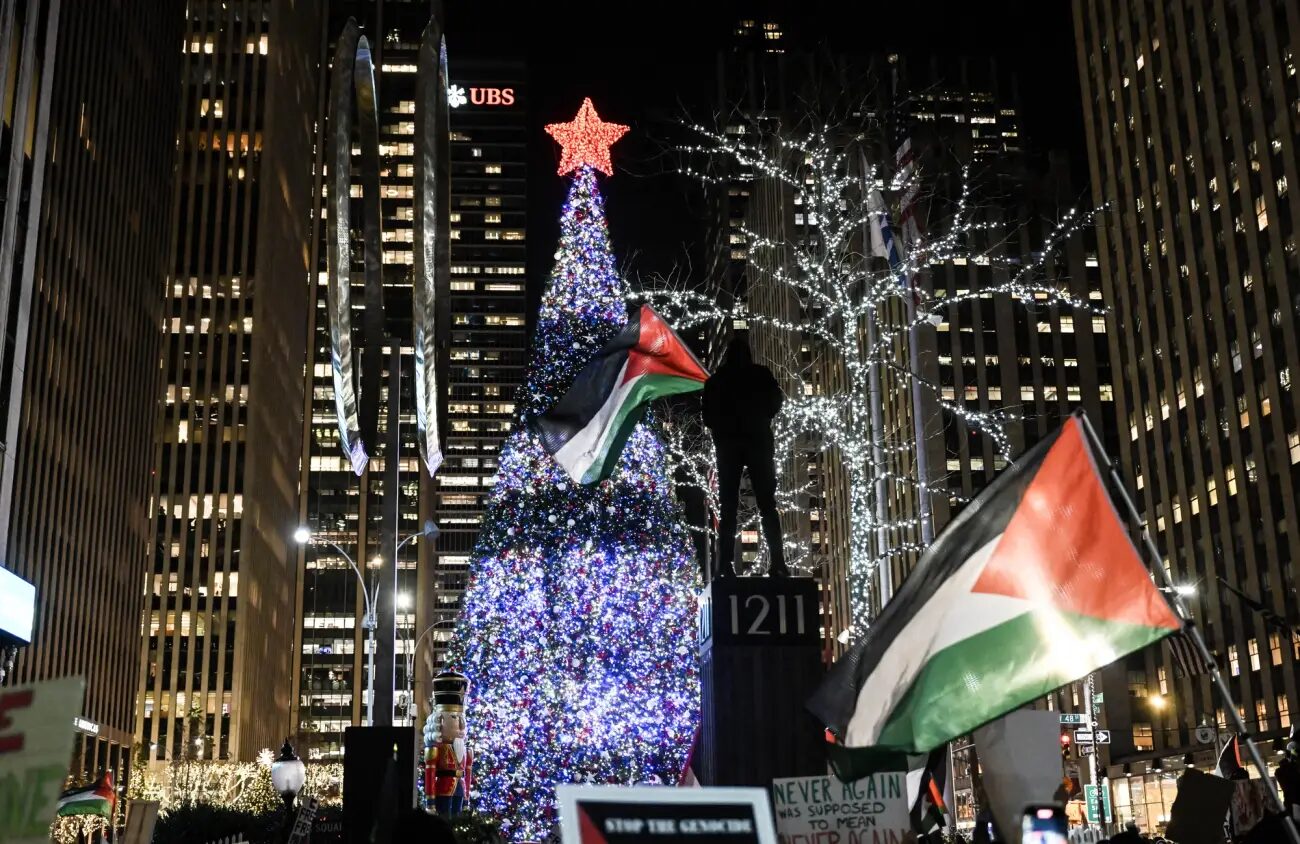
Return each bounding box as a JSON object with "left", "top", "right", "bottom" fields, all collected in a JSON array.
[{"left": 635, "top": 116, "right": 1103, "bottom": 632}]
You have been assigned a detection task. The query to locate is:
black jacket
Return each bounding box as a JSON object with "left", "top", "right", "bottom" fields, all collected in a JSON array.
[{"left": 702, "top": 361, "right": 784, "bottom": 439}]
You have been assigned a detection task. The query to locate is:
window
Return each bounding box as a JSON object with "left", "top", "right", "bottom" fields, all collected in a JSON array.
[
  {"left": 1229, "top": 644, "right": 1240, "bottom": 676},
  {"left": 1271, "top": 633, "right": 1283, "bottom": 666},
  {"left": 1280, "top": 695, "right": 1292, "bottom": 730},
  {"left": 1158, "top": 666, "right": 1168, "bottom": 695},
  {"left": 484, "top": 164, "right": 502, "bottom": 174},
  {"left": 1257, "top": 699, "right": 1270, "bottom": 731},
  {"left": 1128, "top": 670, "right": 1149, "bottom": 697},
  {"left": 484, "top": 213, "right": 502, "bottom": 224},
  {"left": 1133, "top": 723, "right": 1154, "bottom": 751},
  {"left": 1249, "top": 638, "right": 1261, "bottom": 671}
]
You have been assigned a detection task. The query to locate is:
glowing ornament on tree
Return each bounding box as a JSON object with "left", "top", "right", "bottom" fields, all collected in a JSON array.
[{"left": 544, "top": 97, "right": 629, "bottom": 177}]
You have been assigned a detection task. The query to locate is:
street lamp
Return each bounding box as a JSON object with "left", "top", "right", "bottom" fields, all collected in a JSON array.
[
  {"left": 269, "top": 738, "right": 306, "bottom": 812},
  {"left": 296, "top": 527, "right": 378, "bottom": 726},
  {"left": 296, "top": 520, "right": 437, "bottom": 727}
]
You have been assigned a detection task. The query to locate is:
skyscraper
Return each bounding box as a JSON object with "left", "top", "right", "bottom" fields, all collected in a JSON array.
[
  {"left": 1075, "top": 0, "right": 1300, "bottom": 825},
  {"left": 294, "top": 3, "right": 527, "bottom": 759},
  {"left": 0, "top": 0, "right": 182, "bottom": 784},
  {"left": 135, "top": 0, "right": 322, "bottom": 763}
]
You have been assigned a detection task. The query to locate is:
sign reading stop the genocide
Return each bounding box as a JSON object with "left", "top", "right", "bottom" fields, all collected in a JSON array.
[
  {"left": 557, "top": 785, "right": 777, "bottom": 843},
  {"left": 0, "top": 676, "right": 86, "bottom": 844},
  {"left": 770, "top": 773, "right": 911, "bottom": 844}
]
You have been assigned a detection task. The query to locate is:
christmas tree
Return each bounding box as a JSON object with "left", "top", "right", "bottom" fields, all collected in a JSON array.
[{"left": 451, "top": 99, "right": 699, "bottom": 841}]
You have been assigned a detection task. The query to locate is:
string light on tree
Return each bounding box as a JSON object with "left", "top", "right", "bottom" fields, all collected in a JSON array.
[
  {"left": 638, "top": 121, "right": 1104, "bottom": 632},
  {"left": 453, "top": 100, "right": 697, "bottom": 842}
]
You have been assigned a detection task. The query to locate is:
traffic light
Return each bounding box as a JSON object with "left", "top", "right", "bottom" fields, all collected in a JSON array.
[{"left": 1060, "top": 732, "right": 1072, "bottom": 759}]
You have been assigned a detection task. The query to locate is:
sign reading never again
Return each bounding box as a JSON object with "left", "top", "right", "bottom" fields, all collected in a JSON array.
[
  {"left": 770, "top": 773, "right": 911, "bottom": 844},
  {"left": 556, "top": 785, "right": 777, "bottom": 843},
  {"left": 0, "top": 676, "right": 87, "bottom": 844}
]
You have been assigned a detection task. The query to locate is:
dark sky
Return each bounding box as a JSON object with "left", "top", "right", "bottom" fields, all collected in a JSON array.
[{"left": 443, "top": 1, "right": 1084, "bottom": 313}]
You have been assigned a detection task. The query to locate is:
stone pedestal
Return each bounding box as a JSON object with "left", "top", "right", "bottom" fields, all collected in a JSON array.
[{"left": 697, "top": 576, "right": 825, "bottom": 787}]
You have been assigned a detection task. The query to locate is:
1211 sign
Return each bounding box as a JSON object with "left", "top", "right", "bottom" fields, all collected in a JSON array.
[{"left": 700, "top": 579, "right": 820, "bottom": 648}]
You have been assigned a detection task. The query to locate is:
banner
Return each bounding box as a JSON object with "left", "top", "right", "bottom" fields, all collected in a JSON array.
[
  {"left": 0, "top": 676, "right": 86, "bottom": 844},
  {"left": 771, "top": 773, "right": 910, "bottom": 844},
  {"left": 557, "top": 785, "right": 777, "bottom": 843}
]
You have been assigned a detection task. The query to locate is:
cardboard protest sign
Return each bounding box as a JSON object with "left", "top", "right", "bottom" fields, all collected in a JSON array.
[
  {"left": 770, "top": 773, "right": 911, "bottom": 844},
  {"left": 1230, "top": 777, "right": 1272, "bottom": 834},
  {"left": 0, "top": 676, "right": 86, "bottom": 844},
  {"left": 557, "top": 785, "right": 777, "bottom": 844}
]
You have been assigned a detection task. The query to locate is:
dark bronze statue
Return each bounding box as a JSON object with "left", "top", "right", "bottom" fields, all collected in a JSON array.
[{"left": 702, "top": 334, "right": 789, "bottom": 579}]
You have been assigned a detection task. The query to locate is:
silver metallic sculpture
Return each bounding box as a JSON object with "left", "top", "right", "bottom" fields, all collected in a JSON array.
[
  {"left": 325, "top": 17, "right": 448, "bottom": 479},
  {"left": 413, "top": 23, "right": 449, "bottom": 476}
]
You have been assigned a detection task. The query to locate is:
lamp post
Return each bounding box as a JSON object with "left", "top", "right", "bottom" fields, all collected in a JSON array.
[
  {"left": 270, "top": 738, "right": 307, "bottom": 813},
  {"left": 296, "top": 521, "right": 436, "bottom": 728},
  {"left": 295, "top": 527, "right": 379, "bottom": 727},
  {"left": 394, "top": 520, "right": 438, "bottom": 721}
]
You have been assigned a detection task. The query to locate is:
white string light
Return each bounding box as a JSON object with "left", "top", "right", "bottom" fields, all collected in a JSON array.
[{"left": 638, "top": 122, "right": 1103, "bottom": 631}]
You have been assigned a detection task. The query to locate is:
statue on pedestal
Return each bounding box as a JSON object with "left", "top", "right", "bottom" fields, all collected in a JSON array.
[
  {"left": 702, "top": 332, "right": 789, "bottom": 579},
  {"left": 423, "top": 670, "right": 471, "bottom": 818}
]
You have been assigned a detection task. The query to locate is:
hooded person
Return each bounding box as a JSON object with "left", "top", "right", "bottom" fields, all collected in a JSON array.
[{"left": 701, "top": 333, "right": 788, "bottom": 578}]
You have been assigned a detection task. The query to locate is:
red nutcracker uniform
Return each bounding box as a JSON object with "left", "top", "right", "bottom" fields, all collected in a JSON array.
[{"left": 426, "top": 670, "right": 472, "bottom": 817}]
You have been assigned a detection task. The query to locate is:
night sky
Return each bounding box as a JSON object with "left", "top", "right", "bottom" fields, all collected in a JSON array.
[{"left": 443, "top": 0, "right": 1083, "bottom": 320}]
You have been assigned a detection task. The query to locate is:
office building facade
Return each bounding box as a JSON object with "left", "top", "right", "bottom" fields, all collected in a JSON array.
[
  {"left": 0, "top": 0, "right": 182, "bottom": 784},
  {"left": 294, "top": 1, "right": 526, "bottom": 760},
  {"left": 1075, "top": 0, "right": 1300, "bottom": 829},
  {"left": 135, "top": 0, "right": 321, "bottom": 763}
]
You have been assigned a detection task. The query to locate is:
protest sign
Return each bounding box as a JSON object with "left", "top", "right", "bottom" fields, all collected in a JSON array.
[
  {"left": 1165, "top": 769, "right": 1234, "bottom": 844},
  {"left": 557, "top": 784, "right": 777, "bottom": 843},
  {"left": 770, "top": 773, "right": 911, "bottom": 844},
  {"left": 0, "top": 676, "right": 86, "bottom": 844}
]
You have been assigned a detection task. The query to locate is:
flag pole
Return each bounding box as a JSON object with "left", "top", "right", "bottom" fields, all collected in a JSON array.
[{"left": 1075, "top": 410, "right": 1300, "bottom": 844}]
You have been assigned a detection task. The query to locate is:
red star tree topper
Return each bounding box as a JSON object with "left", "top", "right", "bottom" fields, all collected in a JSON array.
[{"left": 545, "top": 97, "right": 628, "bottom": 177}]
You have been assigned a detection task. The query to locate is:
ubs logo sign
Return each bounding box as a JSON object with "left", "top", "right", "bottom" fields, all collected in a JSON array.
[{"left": 447, "top": 84, "right": 515, "bottom": 108}]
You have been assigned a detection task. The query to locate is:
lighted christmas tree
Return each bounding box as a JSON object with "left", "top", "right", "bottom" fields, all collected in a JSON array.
[{"left": 451, "top": 99, "right": 699, "bottom": 841}]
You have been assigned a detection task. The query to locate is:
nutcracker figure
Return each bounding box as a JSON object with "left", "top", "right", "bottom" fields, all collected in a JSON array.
[{"left": 423, "top": 670, "right": 471, "bottom": 817}]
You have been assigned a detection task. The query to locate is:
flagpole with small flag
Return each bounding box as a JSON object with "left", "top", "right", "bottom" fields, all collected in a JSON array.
[{"left": 1074, "top": 411, "right": 1300, "bottom": 844}]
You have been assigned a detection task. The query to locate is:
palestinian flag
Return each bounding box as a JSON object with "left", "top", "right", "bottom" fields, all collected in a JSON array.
[
  {"left": 823, "top": 736, "right": 949, "bottom": 833},
  {"left": 535, "top": 305, "right": 708, "bottom": 484},
  {"left": 57, "top": 771, "right": 114, "bottom": 818},
  {"left": 1216, "top": 734, "right": 1245, "bottom": 779},
  {"left": 809, "top": 412, "right": 1181, "bottom": 755}
]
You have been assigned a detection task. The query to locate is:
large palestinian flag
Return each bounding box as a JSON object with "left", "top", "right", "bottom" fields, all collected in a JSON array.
[
  {"left": 535, "top": 305, "right": 708, "bottom": 483},
  {"left": 57, "top": 772, "right": 114, "bottom": 818},
  {"left": 809, "top": 412, "right": 1181, "bottom": 756}
]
